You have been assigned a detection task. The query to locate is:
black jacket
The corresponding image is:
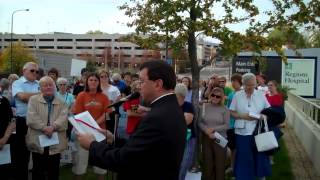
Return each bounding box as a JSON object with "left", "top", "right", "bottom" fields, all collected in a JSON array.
[
  {"left": 89, "top": 94, "right": 187, "bottom": 180},
  {"left": 0, "top": 96, "right": 13, "bottom": 142}
]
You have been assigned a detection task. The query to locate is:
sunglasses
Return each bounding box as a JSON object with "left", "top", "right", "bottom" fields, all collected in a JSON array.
[
  {"left": 30, "top": 69, "right": 39, "bottom": 74},
  {"left": 211, "top": 94, "right": 222, "bottom": 99}
]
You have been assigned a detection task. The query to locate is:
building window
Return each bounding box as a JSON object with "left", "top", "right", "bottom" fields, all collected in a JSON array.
[
  {"left": 95, "top": 39, "right": 112, "bottom": 42},
  {"left": 114, "top": 39, "right": 119, "bottom": 42},
  {"left": 57, "top": 39, "right": 73, "bottom": 42},
  {"left": 96, "top": 47, "right": 108, "bottom": 49},
  {"left": 114, "top": 47, "right": 119, "bottom": 49},
  {"left": 21, "top": 39, "right": 34, "bottom": 41},
  {"left": 27, "top": 46, "right": 35, "bottom": 48},
  {"left": 4, "top": 39, "right": 18, "bottom": 42},
  {"left": 123, "top": 54, "right": 131, "bottom": 57},
  {"left": 76, "top": 46, "right": 92, "bottom": 49},
  {"left": 39, "top": 39, "right": 54, "bottom": 41},
  {"left": 57, "top": 46, "right": 73, "bottom": 49},
  {"left": 120, "top": 47, "right": 132, "bottom": 50},
  {"left": 76, "top": 39, "right": 92, "bottom": 42},
  {"left": 96, "top": 54, "right": 103, "bottom": 57},
  {"left": 39, "top": 46, "right": 54, "bottom": 49},
  {"left": 135, "top": 55, "right": 143, "bottom": 57},
  {"left": 135, "top": 47, "right": 142, "bottom": 50}
]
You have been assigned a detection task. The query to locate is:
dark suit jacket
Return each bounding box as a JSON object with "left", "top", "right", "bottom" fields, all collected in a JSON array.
[{"left": 89, "top": 94, "right": 187, "bottom": 180}]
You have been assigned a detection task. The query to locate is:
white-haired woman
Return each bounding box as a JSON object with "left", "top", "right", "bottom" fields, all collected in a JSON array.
[
  {"left": 175, "top": 83, "right": 196, "bottom": 180},
  {"left": 56, "top": 77, "right": 75, "bottom": 110},
  {"left": 26, "top": 76, "right": 68, "bottom": 180},
  {"left": 229, "top": 73, "right": 271, "bottom": 180},
  {"left": 56, "top": 77, "right": 75, "bottom": 140}
]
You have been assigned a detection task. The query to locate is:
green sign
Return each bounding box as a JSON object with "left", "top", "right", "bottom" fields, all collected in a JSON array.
[{"left": 281, "top": 58, "right": 316, "bottom": 97}]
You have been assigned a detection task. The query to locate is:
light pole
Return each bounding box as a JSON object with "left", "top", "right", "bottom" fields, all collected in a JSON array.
[{"left": 11, "top": 8, "right": 29, "bottom": 73}]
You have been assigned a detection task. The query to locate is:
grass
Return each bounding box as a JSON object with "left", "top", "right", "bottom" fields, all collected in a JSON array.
[
  {"left": 267, "top": 139, "right": 294, "bottom": 180},
  {"left": 225, "top": 139, "right": 293, "bottom": 180},
  {"left": 60, "top": 139, "right": 293, "bottom": 180},
  {"left": 59, "top": 165, "right": 114, "bottom": 180}
]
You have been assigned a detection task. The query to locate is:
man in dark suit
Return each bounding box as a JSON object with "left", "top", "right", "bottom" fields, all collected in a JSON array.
[{"left": 77, "top": 60, "right": 186, "bottom": 180}]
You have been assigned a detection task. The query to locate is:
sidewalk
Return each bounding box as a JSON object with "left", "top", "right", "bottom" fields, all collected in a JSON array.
[{"left": 282, "top": 125, "right": 320, "bottom": 180}]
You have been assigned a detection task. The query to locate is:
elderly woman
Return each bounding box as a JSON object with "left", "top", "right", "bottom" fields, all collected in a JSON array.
[
  {"left": 26, "top": 76, "right": 68, "bottom": 180},
  {"left": 56, "top": 77, "right": 75, "bottom": 110},
  {"left": 174, "top": 83, "right": 196, "bottom": 180},
  {"left": 199, "top": 87, "right": 229, "bottom": 180},
  {"left": 229, "top": 73, "right": 271, "bottom": 180}
]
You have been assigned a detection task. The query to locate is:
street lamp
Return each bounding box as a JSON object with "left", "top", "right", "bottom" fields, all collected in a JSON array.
[{"left": 11, "top": 8, "right": 29, "bottom": 73}]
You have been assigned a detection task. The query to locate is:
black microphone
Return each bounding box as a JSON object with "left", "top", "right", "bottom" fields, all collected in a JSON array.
[{"left": 107, "top": 92, "right": 140, "bottom": 108}]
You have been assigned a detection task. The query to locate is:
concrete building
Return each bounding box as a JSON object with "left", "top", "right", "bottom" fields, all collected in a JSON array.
[{"left": 0, "top": 32, "right": 160, "bottom": 69}]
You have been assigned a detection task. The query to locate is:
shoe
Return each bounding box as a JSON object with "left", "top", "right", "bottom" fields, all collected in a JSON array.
[{"left": 225, "top": 167, "right": 233, "bottom": 174}]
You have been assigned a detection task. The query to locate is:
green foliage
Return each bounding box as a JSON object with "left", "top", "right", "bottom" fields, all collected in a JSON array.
[
  {"left": 86, "top": 30, "right": 106, "bottom": 35},
  {"left": 0, "top": 42, "right": 37, "bottom": 74},
  {"left": 308, "top": 30, "right": 320, "bottom": 47},
  {"left": 277, "top": 85, "right": 294, "bottom": 101}
]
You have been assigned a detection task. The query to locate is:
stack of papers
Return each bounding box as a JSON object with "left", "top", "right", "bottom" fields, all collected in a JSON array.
[
  {"left": 68, "top": 111, "right": 106, "bottom": 142},
  {"left": 213, "top": 132, "right": 228, "bottom": 148}
]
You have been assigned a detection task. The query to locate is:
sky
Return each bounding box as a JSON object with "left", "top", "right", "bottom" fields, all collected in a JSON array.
[
  {"left": 0, "top": 0, "right": 299, "bottom": 37},
  {"left": 0, "top": 0, "right": 134, "bottom": 34}
]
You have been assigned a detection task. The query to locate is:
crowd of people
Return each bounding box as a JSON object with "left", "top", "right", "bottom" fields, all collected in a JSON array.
[{"left": 0, "top": 60, "right": 286, "bottom": 180}]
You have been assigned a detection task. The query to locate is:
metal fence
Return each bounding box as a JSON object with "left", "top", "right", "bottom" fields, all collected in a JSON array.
[{"left": 287, "top": 91, "right": 320, "bottom": 126}]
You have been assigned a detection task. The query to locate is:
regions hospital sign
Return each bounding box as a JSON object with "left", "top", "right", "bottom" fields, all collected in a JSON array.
[
  {"left": 282, "top": 58, "right": 316, "bottom": 97},
  {"left": 233, "top": 56, "right": 317, "bottom": 98}
]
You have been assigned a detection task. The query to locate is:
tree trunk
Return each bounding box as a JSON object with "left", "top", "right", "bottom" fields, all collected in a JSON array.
[{"left": 188, "top": 5, "right": 201, "bottom": 156}]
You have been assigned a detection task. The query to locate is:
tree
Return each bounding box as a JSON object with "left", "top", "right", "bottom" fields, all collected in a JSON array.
[
  {"left": 309, "top": 30, "right": 320, "bottom": 48},
  {"left": 120, "top": 0, "right": 320, "bottom": 127},
  {"left": 86, "top": 30, "right": 106, "bottom": 35},
  {"left": 0, "top": 42, "right": 37, "bottom": 74}
]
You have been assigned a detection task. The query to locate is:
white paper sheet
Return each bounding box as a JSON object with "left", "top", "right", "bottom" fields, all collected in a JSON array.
[
  {"left": 213, "top": 132, "right": 228, "bottom": 148},
  {"left": 68, "top": 111, "right": 106, "bottom": 142},
  {"left": 0, "top": 144, "right": 11, "bottom": 165},
  {"left": 249, "top": 111, "right": 261, "bottom": 119},
  {"left": 39, "top": 132, "right": 59, "bottom": 147}
]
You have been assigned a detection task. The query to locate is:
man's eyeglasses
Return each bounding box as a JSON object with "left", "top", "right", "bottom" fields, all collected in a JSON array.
[
  {"left": 30, "top": 69, "right": 39, "bottom": 74},
  {"left": 211, "top": 94, "right": 222, "bottom": 99}
]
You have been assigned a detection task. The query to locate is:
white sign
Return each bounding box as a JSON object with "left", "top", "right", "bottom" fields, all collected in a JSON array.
[
  {"left": 70, "top": 59, "right": 87, "bottom": 76},
  {"left": 281, "top": 58, "right": 316, "bottom": 97}
]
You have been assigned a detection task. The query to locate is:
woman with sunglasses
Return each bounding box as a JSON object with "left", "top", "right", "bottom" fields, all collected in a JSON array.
[
  {"left": 199, "top": 87, "right": 230, "bottom": 180},
  {"left": 72, "top": 72, "right": 111, "bottom": 180}
]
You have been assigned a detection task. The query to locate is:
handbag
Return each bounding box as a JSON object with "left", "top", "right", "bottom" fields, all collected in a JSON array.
[{"left": 254, "top": 115, "right": 279, "bottom": 152}]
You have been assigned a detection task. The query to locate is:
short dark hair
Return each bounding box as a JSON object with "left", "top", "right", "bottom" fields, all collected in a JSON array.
[
  {"left": 48, "top": 68, "right": 59, "bottom": 77},
  {"left": 231, "top": 73, "right": 242, "bottom": 86},
  {"left": 140, "top": 60, "right": 176, "bottom": 90},
  {"left": 84, "top": 72, "right": 102, "bottom": 92},
  {"left": 81, "top": 68, "right": 88, "bottom": 75}
]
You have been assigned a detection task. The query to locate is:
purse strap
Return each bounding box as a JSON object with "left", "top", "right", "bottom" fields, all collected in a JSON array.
[
  {"left": 262, "top": 115, "right": 269, "bottom": 132},
  {"left": 257, "top": 115, "right": 268, "bottom": 134}
]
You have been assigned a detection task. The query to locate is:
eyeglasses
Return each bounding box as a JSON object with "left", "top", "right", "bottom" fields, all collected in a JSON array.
[
  {"left": 30, "top": 69, "right": 39, "bottom": 74},
  {"left": 100, "top": 75, "right": 107, "bottom": 78},
  {"left": 58, "top": 84, "right": 67, "bottom": 86},
  {"left": 211, "top": 94, "right": 222, "bottom": 99}
]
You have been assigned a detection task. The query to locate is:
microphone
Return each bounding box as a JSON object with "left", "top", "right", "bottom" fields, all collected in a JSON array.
[{"left": 107, "top": 92, "right": 140, "bottom": 108}]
